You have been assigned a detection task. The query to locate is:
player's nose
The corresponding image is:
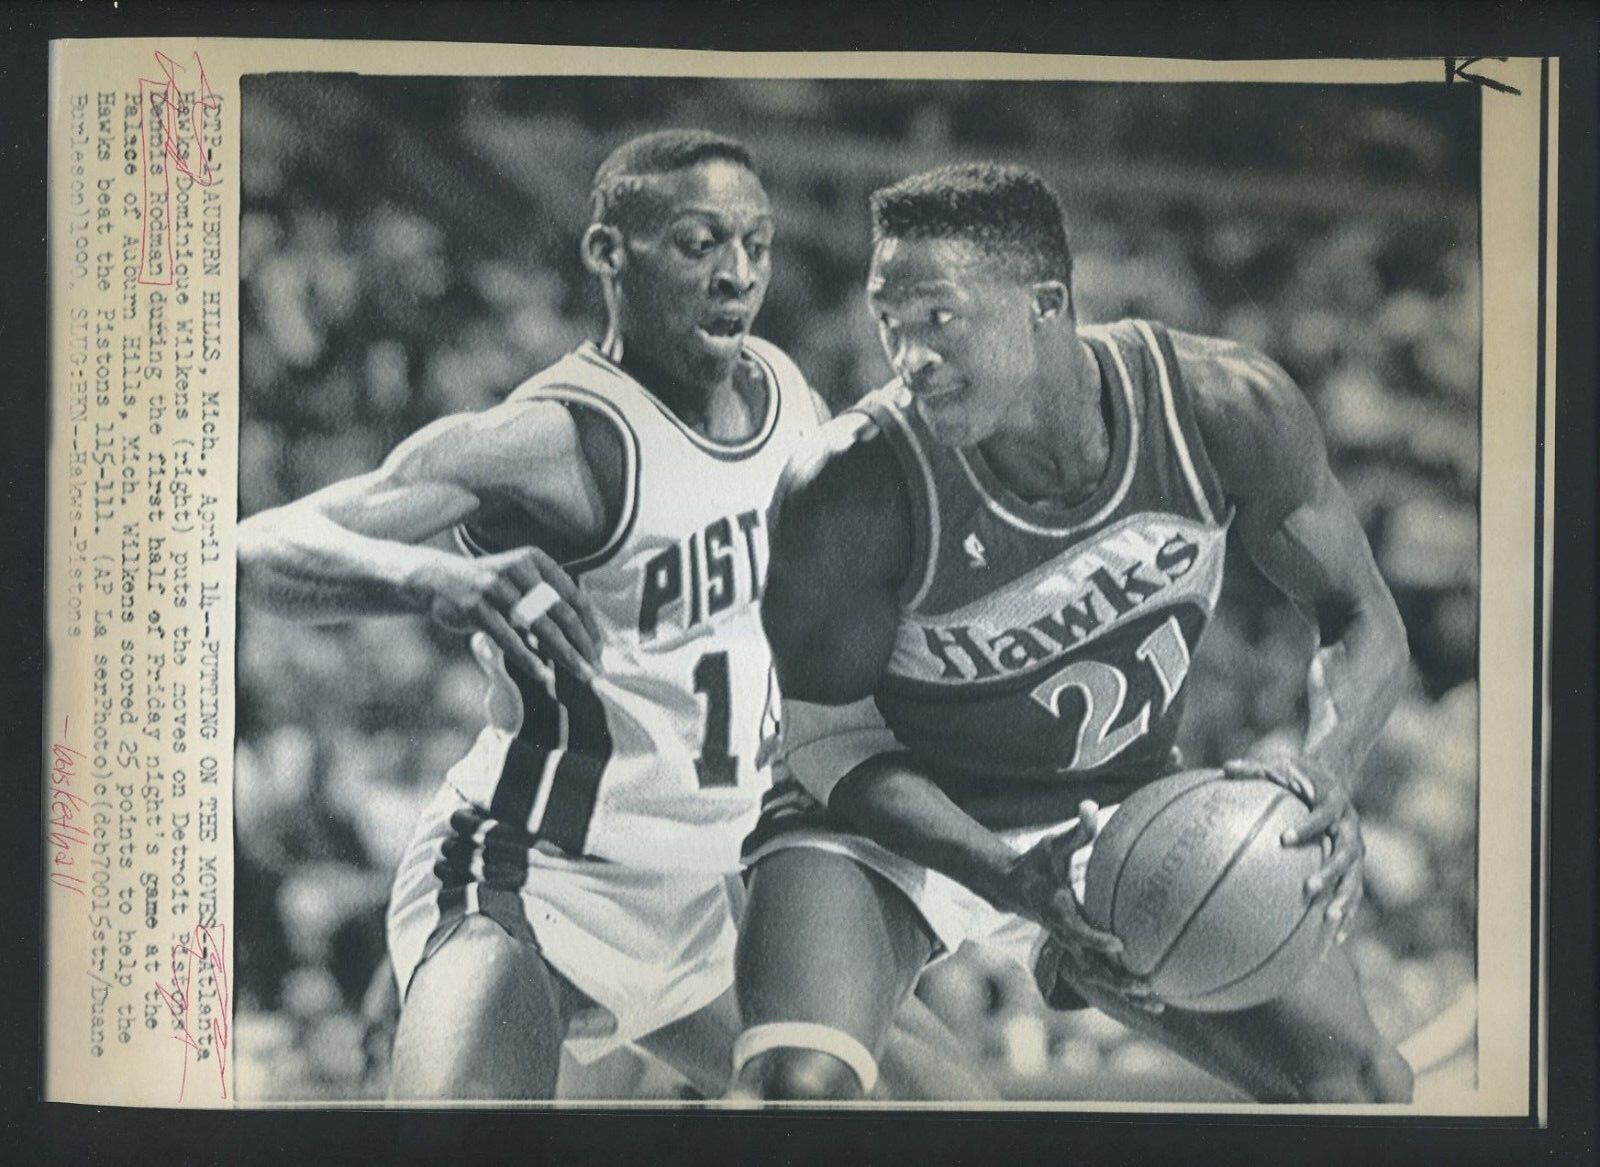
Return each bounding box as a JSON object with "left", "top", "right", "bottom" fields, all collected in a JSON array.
[
  {"left": 899, "top": 340, "right": 943, "bottom": 382},
  {"left": 711, "top": 243, "right": 758, "bottom": 298}
]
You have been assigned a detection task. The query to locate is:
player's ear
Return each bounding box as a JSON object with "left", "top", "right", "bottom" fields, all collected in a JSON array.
[
  {"left": 1031, "top": 281, "right": 1069, "bottom": 326},
  {"left": 582, "top": 223, "right": 626, "bottom": 278}
]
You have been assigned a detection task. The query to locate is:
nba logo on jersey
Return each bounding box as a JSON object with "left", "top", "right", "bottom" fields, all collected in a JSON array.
[{"left": 963, "top": 532, "right": 988, "bottom": 569}]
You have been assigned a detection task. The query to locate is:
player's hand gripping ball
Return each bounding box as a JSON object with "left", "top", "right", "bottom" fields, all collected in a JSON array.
[
  {"left": 1011, "top": 802, "right": 1164, "bottom": 1015},
  {"left": 1078, "top": 768, "right": 1337, "bottom": 1012}
]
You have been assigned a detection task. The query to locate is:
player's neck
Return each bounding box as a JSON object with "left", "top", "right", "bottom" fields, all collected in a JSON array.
[
  {"left": 980, "top": 335, "right": 1110, "bottom": 507},
  {"left": 605, "top": 328, "right": 741, "bottom": 435}
]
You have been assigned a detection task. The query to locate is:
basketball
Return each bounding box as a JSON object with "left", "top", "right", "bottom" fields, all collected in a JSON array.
[{"left": 1081, "top": 768, "right": 1334, "bottom": 1012}]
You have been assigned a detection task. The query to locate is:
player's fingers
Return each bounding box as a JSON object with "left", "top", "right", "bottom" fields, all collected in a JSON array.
[
  {"left": 1281, "top": 800, "right": 1340, "bottom": 847},
  {"left": 1230, "top": 757, "right": 1315, "bottom": 804},
  {"left": 1050, "top": 898, "right": 1123, "bottom": 959},
  {"left": 1068, "top": 960, "right": 1164, "bottom": 1014},
  {"left": 540, "top": 598, "right": 601, "bottom": 667},
  {"left": 1222, "top": 758, "right": 1268, "bottom": 782},
  {"left": 528, "top": 615, "right": 598, "bottom": 686},
  {"left": 473, "top": 602, "right": 547, "bottom": 681},
  {"left": 1117, "top": 984, "right": 1166, "bottom": 1015},
  {"left": 505, "top": 579, "right": 599, "bottom": 670},
  {"left": 481, "top": 572, "right": 523, "bottom": 615},
  {"left": 469, "top": 630, "right": 498, "bottom": 668},
  {"left": 1333, "top": 887, "right": 1363, "bottom": 945},
  {"left": 518, "top": 546, "right": 603, "bottom": 647},
  {"left": 1326, "top": 866, "right": 1365, "bottom": 928}
]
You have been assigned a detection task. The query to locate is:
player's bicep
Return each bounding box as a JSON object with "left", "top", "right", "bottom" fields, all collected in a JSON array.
[
  {"left": 1183, "top": 333, "right": 1395, "bottom": 629},
  {"left": 300, "top": 401, "right": 598, "bottom": 547},
  {"left": 762, "top": 418, "right": 907, "bottom": 704},
  {"left": 1244, "top": 470, "right": 1392, "bottom": 628},
  {"left": 762, "top": 515, "right": 899, "bottom": 702}
]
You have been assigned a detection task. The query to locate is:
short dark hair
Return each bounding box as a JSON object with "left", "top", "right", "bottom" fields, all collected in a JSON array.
[
  {"left": 869, "top": 163, "right": 1074, "bottom": 288},
  {"left": 590, "top": 129, "right": 757, "bottom": 231}
]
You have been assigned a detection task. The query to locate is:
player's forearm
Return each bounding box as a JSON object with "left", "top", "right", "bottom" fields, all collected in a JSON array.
[
  {"left": 1300, "top": 596, "right": 1410, "bottom": 792},
  {"left": 829, "top": 755, "right": 1024, "bottom": 911},
  {"left": 238, "top": 506, "right": 450, "bottom": 622}
]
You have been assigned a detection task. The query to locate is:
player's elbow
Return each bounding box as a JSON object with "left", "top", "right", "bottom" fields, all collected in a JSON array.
[{"left": 1374, "top": 591, "right": 1410, "bottom": 691}]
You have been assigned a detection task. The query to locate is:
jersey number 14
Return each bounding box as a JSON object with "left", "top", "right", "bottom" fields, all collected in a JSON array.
[{"left": 693, "top": 651, "right": 737, "bottom": 788}]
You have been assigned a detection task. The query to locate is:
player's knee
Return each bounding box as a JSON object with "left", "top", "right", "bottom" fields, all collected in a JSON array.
[{"left": 742, "top": 1047, "right": 867, "bottom": 1102}]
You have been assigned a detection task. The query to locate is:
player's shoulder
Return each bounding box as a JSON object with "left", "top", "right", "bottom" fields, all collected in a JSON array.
[
  {"left": 1160, "top": 327, "right": 1327, "bottom": 502},
  {"left": 781, "top": 377, "right": 911, "bottom": 498},
  {"left": 770, "top": 388, "right": 909, "bottom": 573},
  {"left": 777, "top": 407, "right": 896, "bottom": 516},
  {"left": 1162, "top": 328, "right": 1303, "bottom": 429}
]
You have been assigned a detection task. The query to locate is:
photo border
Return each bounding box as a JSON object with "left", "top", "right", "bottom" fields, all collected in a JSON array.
[{"left": 12, "top": 2, "right": 1596, "bottom": 1162}]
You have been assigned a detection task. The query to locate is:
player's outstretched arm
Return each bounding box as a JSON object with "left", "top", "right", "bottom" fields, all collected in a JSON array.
[
  {"left": 1179, "top": 331, "right": 1410, "bottom": 935},
  {"left": 762, "top": 417, "right": 1147, "bottom": 1005},
  {"left": 238, "top": 400, "right": 603, "bottom": 680}
]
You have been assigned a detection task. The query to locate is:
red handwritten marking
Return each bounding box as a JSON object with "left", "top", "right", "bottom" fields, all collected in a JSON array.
[
  {"left": 47, "top": 716, "right": 88, "bottom": 896},
  {"left": 153, "top": 923, "right": 232, "bottom": 1101},
  {"left": 137, "top": 50, "right": 221, "bottom": 286}
]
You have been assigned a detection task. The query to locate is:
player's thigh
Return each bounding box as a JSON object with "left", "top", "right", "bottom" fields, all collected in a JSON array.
[
  {"left": 737, "top": 846, "right": 936, "bottom": 1046},
  {"left": 1239, "top": 942, "right": 1413, "bottom": 1102},
  {"left": 634, "top": 986, "right": 743, "bottom": 1099},
  {"left": 389, "top": 913, "right": 572, "bottom": 1100},
  {"left": 1086, "top": 945, "right": 1412, "bottom": 1103}
]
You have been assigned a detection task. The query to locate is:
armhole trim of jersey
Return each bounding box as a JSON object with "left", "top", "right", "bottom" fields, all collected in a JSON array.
[
  {"left": 576, "top": 341, "right": 782, "bottom": 462},
  {"left": 950, "top": 334, "right": 1140, "bottom": 538},
  {"left": 454, "top": 387, "right": 641, "bottom": 574},
  {"left": 1135, "top": 319, "right": 1224, "bottom": 526},
  {"left": 541, "top": 386, "right": 642, "bottom": 574},
  {"left": 866, "top": 400, "right": 940, "bottom": 611}
]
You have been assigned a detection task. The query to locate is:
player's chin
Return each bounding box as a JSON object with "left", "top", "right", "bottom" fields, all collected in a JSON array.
[
  {"left": 916, "top": 396, "right": 979, "bottom": 447},
  {"left": 691, "top": 324, "right": 749, "bottom": 362}
]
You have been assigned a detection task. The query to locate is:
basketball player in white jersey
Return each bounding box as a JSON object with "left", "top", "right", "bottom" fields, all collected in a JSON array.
[{"left": 239, "top": 131, "right": 988, "bottom": 1100}]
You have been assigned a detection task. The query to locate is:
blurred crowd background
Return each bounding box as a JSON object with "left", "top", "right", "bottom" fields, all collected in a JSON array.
[{"left": 235, "top": 76, "right": 1480, "bottom": 1102}]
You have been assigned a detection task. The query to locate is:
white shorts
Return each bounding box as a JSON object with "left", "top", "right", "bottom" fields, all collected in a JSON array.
[
  {"left": 388, "top": 780, "right": 742, "bottom": 1065},
  {"left": 744, "top": 805, "right": 1118, "bottom": 978}
]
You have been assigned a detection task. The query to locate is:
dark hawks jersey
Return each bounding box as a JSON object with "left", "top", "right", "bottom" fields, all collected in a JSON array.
[{"left": 857, "top": 319, "right": 1231, "bottom": 822}]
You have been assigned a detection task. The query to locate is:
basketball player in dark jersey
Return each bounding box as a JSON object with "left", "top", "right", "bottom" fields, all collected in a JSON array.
[{"left": 735, "top": 164, "right": 1414, "bottom": 1103}]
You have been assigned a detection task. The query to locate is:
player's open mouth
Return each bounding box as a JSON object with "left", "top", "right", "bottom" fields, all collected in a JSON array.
[
  {"left": 698, "top": 315, "right": 748, "bottom": 339},
  {"left": 913, "top": 378, "right": 966, "bottom": 402}
]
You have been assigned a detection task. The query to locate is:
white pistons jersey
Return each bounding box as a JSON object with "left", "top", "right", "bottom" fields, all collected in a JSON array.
[{"left": 448, "top": 337, "right": 818, "bottom": 872}]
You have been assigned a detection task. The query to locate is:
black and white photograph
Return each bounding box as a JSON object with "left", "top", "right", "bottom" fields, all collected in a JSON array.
[
  {"left": 227, "top": 71, "right": 1488, "bottom": 1108},
  {"left": 228, "top": 73, "right": 1487, "bottom": 1106}
]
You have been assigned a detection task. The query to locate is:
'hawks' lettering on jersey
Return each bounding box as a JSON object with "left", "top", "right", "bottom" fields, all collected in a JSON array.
[
  {"left": 857, "top": 319, "right": 1231, "bottom": 804},
  {"left": 452, "top": 336, "right": 818, "bottom": 870}
]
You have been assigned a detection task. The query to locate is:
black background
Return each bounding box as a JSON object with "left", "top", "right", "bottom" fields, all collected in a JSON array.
[{"left": 2, "top": 2, "right": 1594, "bottom": 1163}]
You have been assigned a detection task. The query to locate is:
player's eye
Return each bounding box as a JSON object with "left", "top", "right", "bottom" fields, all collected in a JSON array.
[
  {"left": 745, "top": 237, "right": 770, "bottom": 263},
  {"left": 930, "top": 308, "right": 955, "bottom": 327},
  {"left": 676, "top": 230, "right": 717, "bottom": 257}
]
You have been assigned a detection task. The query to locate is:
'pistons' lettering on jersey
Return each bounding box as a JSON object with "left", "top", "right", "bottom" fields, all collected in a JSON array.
[
  {"left": 890, "top": 514, "right": 1227, "bottom": 686},
  {"left": 638, "top": 508, "right": 767, "bottom": 642}
]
